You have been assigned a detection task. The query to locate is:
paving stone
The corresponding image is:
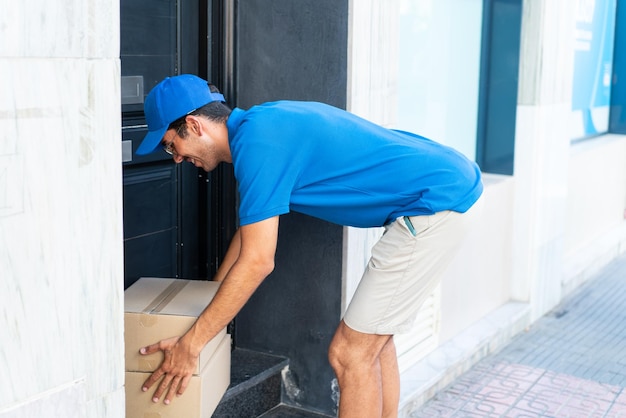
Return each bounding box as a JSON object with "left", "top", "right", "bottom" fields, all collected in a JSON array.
[{"left": 411, "top": 253, "right": 626, "bottom": 417}]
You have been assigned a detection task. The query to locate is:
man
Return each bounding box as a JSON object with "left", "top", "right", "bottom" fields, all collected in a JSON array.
[{"left": 135, "top": 74, "right": 483, "bottom": 417}]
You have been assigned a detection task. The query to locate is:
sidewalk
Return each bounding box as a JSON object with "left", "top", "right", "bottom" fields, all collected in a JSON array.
[{"left": 410, "top": 252, "right": 626, "bottom": 417}]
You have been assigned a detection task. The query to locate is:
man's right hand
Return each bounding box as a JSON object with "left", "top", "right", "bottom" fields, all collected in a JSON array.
[{"left": 140, "top": 335, "right": 199, "bottom": 405}]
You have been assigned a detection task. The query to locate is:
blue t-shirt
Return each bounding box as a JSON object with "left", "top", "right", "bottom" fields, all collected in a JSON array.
[{"left": 227, "top": 101, "right": 483, "bottom": 228}]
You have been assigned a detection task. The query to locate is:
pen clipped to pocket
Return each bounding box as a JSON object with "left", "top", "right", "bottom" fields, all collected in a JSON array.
[{"left": 403, "top": 216, "right": 417, "bottom": 237}]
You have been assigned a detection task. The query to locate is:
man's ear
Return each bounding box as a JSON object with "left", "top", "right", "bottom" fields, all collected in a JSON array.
[{"left": 185, "top": 115, "right": 203, "bottom": 135}]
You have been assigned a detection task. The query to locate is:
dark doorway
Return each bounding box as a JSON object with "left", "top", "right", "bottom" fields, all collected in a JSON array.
[{"left": 120, "top": 0, "right": 227, "bottom": 289}]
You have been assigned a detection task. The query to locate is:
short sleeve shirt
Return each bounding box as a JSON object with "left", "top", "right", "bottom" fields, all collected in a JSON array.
[{"left": 226, "top": 101, "right": 483, "bottom": 228}]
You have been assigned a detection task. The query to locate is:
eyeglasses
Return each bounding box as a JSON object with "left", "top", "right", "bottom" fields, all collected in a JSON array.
[
  {"left": 162, "top": 121, "right": 190, "bottom": 155},
  {"left": 162, "top": 130, "right": 181, "bottom": 155},
  {"left": 162, "top": 140, "right": 176, "bottom": 155}
]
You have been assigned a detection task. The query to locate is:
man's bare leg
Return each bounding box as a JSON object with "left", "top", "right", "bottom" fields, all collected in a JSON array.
[
  {"left": 380, "top": 337, "right": 399, "bottom": 418},
  {"left": 329, "top": 320, "right": 399, "bottom": 418}
]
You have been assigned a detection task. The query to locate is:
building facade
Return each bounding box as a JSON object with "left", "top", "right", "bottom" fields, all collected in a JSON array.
[{"left": 1, "top": 0, "right": 625, "bottom": 416}]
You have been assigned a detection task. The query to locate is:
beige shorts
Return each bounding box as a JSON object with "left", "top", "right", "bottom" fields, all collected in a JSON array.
[{"left": 343, "top": 197, "right": 483, "bottom": 335}]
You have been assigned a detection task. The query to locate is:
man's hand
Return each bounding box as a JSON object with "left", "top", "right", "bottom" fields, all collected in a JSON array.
[
  {"left": 137, "top": 217, "right": 280, "bottom": 405},
  {"left": 139, "top": 336, "right": 199, "bottom": 405}
]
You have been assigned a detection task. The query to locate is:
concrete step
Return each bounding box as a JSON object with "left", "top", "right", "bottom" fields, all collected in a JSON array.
[
  {"left": 258, "top": 404, "right": 335, "bottom": 417},
  {"left": 212, "top": 348, "right": 336, "bottom": 417},
  {"left": 212, "top": 348, "right": 288, "bottom": 417}
]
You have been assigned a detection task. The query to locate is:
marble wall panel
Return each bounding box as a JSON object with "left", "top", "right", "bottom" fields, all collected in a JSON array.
[
  {"left": 0, "top": 56, "right": 124, "bottom": 415},
  {"left": 85, "top": 387, "right": 125, "bottom": 418},
  {"left": 512, "top": 103, "right": 571, "bottom": 318},
  {"left": 0, "top": 381, "right": 87, "bottom": 418},
  {"left": 510, "top": 0, "right": 579, "bottom": 321},
  {"left": 0, "top": 1, "right": 119, "bottom": 59},
  {"left": 518, "top": 0, "right": 575, "bottom": 105},
  {"left": 347, "top": 0, "right": 399, "bottom": 127}
]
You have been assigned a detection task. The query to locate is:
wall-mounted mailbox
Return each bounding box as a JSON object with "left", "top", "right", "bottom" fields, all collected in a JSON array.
[{"left": 121, "top": 76, "right": 144, "bottom": 105}]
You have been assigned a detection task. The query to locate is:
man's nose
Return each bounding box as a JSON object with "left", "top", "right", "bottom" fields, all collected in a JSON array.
[{"left": 173, "top": 154, "right": 185, "bottom": 164}]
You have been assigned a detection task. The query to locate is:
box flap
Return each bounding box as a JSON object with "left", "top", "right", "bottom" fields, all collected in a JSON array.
[
  {"left": 125, "top": 277, "right": 220, "bottom": 317},
  {"left": 124, "top": 277, "right": 176, "bottom": 313},
  {"left": 163, "top": 280, "right": 220, "bottom": 316}
]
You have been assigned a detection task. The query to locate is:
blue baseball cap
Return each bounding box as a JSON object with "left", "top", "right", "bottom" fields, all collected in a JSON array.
[{"left": 136, "top": 74, "right": 225, "bottom": 155}]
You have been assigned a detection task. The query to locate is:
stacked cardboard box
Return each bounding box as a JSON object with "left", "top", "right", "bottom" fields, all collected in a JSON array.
[{"left": 124, "top": 277, "right": 230, "bottom": 418}]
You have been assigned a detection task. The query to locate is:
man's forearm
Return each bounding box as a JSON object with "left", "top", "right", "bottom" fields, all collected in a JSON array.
[
  {"left": 139, "top": 217, "right": 279, "bottom": 403},
  {"left": 182, "top": 247, "right": 275, "bottom": 355},
  {"left": 213, "top": 228, "right": 242, "bottom": 282},
  {"left": 185, "top": 216, "right": 279, "bottom": 354}
]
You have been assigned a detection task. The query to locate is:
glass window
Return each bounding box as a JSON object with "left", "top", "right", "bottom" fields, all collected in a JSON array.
[
  {"left": 396, "top": 0, "right": 483, "bottom": 161},
  {"left": 570, "top": 0, "right": 618, "bottom": 140},
  {"left": 609, "top": 1, "right": 626, "bottom": 133}
]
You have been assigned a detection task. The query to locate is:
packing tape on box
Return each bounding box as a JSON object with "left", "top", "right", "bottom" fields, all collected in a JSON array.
[
  {"left": 138, "top": 357, "right": 160, "bottom": 370},
  {"left": 139, "top": 314, "right": 158, "bottom": 328},
  {"left": 142, "top": 279, "right": 189, "bottom": 314}
]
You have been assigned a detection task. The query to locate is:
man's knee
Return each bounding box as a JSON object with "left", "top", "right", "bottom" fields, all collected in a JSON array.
[
  {"left": 328, "top": 321, "right": 390, "bottom": 374},
  {"left": 328, "top": 328, "right": 352, "bottom": 373},
  {"left": 327, "top": 338, "right": 344, "bottom": 373}
]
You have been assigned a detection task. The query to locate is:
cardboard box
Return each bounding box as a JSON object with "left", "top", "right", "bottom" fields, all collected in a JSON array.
[
  {"left": 125, "top": 334, "right": 231, "bottom": 418},
  {"left": 125, "top": 277, "right": 225, "bottom": 373}
]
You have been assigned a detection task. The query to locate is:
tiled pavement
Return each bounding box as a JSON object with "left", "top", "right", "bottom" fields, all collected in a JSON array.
[{"left": 411, "top": 253, "right": 626, "bottom": 418}]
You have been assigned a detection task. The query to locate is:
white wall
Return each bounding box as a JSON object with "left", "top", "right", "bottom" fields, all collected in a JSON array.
[
  {"left": 563, "top": 135, "right": 626, "bottom": 294},
  {"left": 511, "top": 0, "right": 576, "bottom": 320},
  {"left": 514, "top": 0, "right": 626, "bottom": 320},
  {"left": 0, "top": 2, "right": 124, "bottom": 417},
  {"left": 439, "top": 174, "right": 514, "bottom": 343},
  {"left": 566, "top": 135, "right": 626, "bottom": 256}
]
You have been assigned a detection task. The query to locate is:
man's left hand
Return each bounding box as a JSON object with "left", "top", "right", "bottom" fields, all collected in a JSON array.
[{"left": 140, "top": 336, "right": 199, "bottom": 405}]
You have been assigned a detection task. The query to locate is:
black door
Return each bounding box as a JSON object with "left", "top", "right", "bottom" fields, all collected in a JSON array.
[{"left": 120, "top": 0, "right": 218, "bottom": 289}]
